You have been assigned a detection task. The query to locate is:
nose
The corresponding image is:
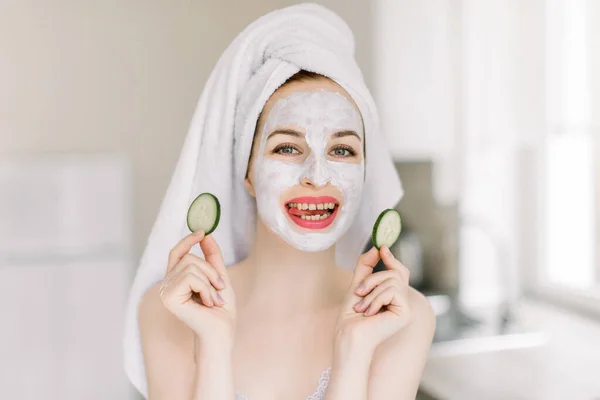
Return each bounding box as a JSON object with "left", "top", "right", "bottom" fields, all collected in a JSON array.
[
  {"left": 300, "top": 176, "right": 326, "bottom": 189},
  {"left": 302, "top": 155, "right": 331, "bottom": 188}
]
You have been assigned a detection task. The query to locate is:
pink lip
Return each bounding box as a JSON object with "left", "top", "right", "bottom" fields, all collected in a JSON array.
[{"left": 284, "top": 196, "right": 340, "bottom": 230}]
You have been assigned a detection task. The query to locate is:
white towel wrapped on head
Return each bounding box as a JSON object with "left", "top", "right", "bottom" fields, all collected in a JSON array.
[{"left": 123, "top": 3, "right": 403, "bottom": 397}]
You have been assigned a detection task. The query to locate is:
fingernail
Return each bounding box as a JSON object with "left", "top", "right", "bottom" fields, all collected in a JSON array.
[
  {"left": 354, "top": 299, "right": 364, "bottom": 308},
  {"left": 356, "top": 283, "right": 365, "bottom": 293},
  {"left": 384, "top": 246, "right": 392, "bottom": 256},
  {"left": 216, "top": 293, "right": 225, "bottom": 304},
  {"left": 194, "top": 229, "right": 204, "bottom": 236},
  {"left": 218, "top": 276, "right": 225, "bottom": 287}
]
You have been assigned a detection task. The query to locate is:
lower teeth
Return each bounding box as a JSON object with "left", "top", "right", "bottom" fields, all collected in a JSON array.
[{"left": 300, "top": 213, "right": 330, "bottom": 221}]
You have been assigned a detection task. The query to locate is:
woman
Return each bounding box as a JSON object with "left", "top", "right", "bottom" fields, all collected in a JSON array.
[{"left": 124, "top": 4, "right": 435, "bottom": 400}]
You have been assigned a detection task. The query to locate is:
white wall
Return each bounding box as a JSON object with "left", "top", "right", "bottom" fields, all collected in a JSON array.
[{"left": 0, "top": 0, "right": 374, "bottom": 261}]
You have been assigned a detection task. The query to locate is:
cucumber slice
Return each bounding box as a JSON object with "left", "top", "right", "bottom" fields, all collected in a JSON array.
[
  {"left": 186, "top": 192, "right": 221, "bottom": 235},
  {"left": 371, "top": 209, "right": 402, "bottom": 249}
]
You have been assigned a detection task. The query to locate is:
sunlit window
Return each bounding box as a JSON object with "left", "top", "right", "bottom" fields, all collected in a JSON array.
[{"left": 542, "top": 0, "right": 598, "bottom": 292}]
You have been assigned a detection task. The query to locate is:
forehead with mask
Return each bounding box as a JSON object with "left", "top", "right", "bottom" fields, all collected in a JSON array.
[{"left": 245, "top": 71, "right": 366, "bottom": 252}]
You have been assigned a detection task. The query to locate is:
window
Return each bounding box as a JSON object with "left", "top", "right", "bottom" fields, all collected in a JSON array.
[{"left": 533, "top": 0, "right": 600, "bottom": 314}]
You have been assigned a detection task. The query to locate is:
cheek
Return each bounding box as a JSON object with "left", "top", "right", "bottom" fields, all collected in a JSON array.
[
  {"left": 254, "top": 159, "right": 304, "bottom": 194},
  {"left": 263, "top": 168, "right": 288, "bottom": 185},
  {"left": 329, "top": 163, "right": 365, "bottom": 203},
  {"left": 330, "top": 163, "right": 364, "bottom": 187}
]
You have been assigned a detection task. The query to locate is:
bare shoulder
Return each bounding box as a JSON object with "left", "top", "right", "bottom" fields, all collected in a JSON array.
[
  {"left": 138, "top": 282, "right": 172, "bottom": 326},
  {"left": 385, "top": 286, "right": 436, "bottom": 347},
  {"left": 407, "top": 286, "right": 436, "bottom": 328},
  {"left": 369, "top": 287, "right": 436, "bottom": 398},
  {"left": 138, "top": 281, "right": 163, "bottom": 316},
  {"left": 138, "top": 281, "right": 195, "bottom": 348},
  {"left": 138, "top": 282, "right": 197, "bottom": 398}
]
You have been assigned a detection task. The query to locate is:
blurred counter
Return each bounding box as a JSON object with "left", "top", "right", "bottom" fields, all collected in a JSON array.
[{"left": 419, "top": 299, "right": 600, "bottom": 400}]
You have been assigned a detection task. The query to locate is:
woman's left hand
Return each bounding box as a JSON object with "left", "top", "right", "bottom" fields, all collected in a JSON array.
[{"left": 334, "top": 245, "right": 412, "bottom": 354}]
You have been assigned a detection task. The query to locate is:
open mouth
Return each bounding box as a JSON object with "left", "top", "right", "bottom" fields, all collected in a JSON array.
[{"left": 284, "top": 196, "right": 340, "bottom": 230}]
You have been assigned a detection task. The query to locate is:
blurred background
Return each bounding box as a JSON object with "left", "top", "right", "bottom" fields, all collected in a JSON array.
[{"left": 1, "top": 0, "right": 599, "bottom": 399}]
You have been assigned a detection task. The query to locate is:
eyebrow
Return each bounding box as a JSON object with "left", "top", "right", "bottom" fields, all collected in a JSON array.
[
  {"left": 266, "top": 129, "right": 304, "bottom": 140},
  {"left": 331, "top": 130, "right": 361, "bottom": 141},
  {"left": 267, "top": 129, "right": 361, "bottom": 141}
]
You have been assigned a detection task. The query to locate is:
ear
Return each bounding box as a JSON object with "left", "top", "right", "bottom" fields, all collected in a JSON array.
[{"left": 244, "top": 176, "right": 256, "bottom": 197}]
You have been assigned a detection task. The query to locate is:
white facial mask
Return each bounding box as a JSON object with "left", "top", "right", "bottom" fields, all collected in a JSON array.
[{"left": 251, "top": 90, "right": 365, "bottom": 252}]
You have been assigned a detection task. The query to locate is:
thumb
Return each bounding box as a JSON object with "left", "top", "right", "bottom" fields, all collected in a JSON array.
[{"left": 199, "top": 234, "right": 228, "bottom": 281}]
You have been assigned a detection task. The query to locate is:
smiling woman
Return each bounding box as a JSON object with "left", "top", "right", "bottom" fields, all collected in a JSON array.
[{"left": 124, "top": 4, "right": 435, "bottom": 400}]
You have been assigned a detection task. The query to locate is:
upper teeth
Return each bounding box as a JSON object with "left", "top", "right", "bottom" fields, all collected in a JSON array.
[{"left": 288, "top": 202, "right": 336, "bottom": 210}]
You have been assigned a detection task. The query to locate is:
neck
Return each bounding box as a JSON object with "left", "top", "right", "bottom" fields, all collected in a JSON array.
[{"left": 236, "top": 218, "right": 345, "bottom": 316}]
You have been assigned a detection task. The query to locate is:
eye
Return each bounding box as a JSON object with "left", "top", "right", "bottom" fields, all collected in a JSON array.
[
  {"left": 273, "top": 144, "right": 301, "bottom": 156},
  {"left": 329, "top": 145, "right": 357, "bottom": 158}
]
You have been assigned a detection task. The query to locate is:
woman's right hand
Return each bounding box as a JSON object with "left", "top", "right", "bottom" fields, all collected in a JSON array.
[{"left": 159, "top": 230, "right": 236, "bottom": 346}]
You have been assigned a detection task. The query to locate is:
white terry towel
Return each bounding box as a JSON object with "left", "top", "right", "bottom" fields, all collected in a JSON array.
[{"left": 123, "top": 3, "right": 403, "bottom": 397}]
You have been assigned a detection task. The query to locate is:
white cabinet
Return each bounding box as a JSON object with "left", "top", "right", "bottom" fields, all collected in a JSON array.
[
  {"left": 372, "top": 0, "right": 545, "bottom": 160},
  {"left": 372, "top": 0, "right": 456, "bottom": 160},
  {"left": 0, "top": 154, "right": 136, "bottom": 399},
  {"left": 0, "top": 260, "right": 135, "bottom": 400}
]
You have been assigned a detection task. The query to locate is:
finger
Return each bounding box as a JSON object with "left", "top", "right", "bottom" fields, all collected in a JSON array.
[
  {"left": 199, "top": 235, "right": 229, "bottom": 283},
  {"left": 181, "top": 267, "right": 223, "bottom": 306},
  {"left": 354, "top": 270, "right": 402, "bottom": 296},
  {"left": 193, "top": 284, "right": 225, "bottom": 307},
  {"left": 364, "top": 286, "right": 402, "bottom": 316},
  {"left": 169, "top": 265, "right": 224, "bottom": 306},
  {"left": 167, "top": 230, "right": 206, "bottom": 272},
  {"left": 163, "top": 265, "right": 205, "bottom": 296},
  {"left": 165, "top": 256, "right": 208, "bottom": 286},
  {"left": 350, "top": 247, "right": 380, "bottom": 291},
  {"left": 342, "top": 247, "right": 380, "bottom": 314},
  {"left": 167, "top": 254, "right": 225, "bottom": 290},
  {"left": 380, "top": 246, "right": 409, "bottom": 279},
  {"left": 354, "top": 277, "right": 395, "bottom": 313},
  {"left": 168, "top": 272, "right": 215, "bottom": 307}
]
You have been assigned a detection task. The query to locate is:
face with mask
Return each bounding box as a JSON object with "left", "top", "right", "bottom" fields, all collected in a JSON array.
[{"left": 245, "top": 76, "right": 365, "bottom": 252}]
